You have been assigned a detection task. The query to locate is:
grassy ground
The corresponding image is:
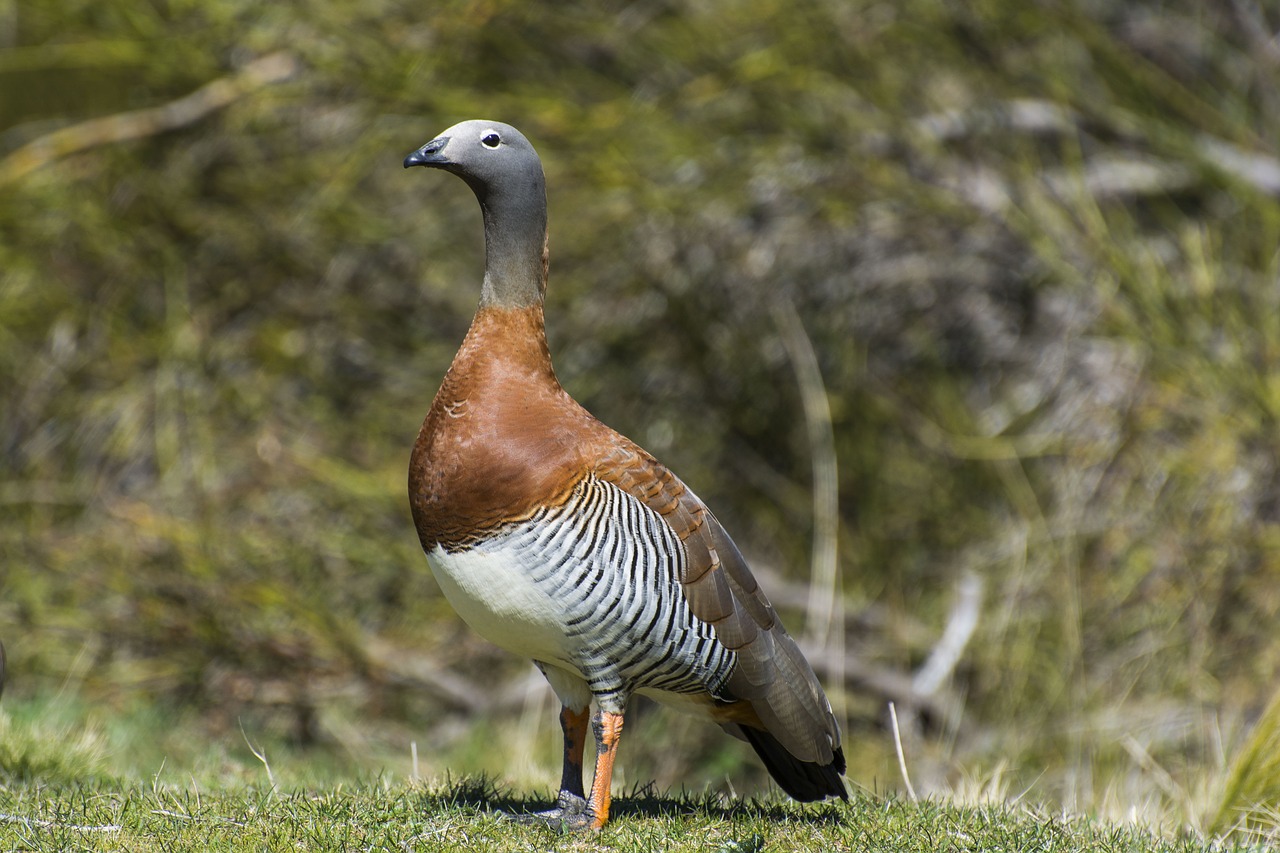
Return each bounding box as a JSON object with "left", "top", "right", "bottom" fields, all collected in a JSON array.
[
  {"left": 0, "top": 778, "right": 1224, "bottom": 853},
  {"left": 0, "top": 697, "right": 1270, "bottom": 852}
]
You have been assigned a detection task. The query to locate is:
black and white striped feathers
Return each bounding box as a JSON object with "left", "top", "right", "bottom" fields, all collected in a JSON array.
[{"left": 426, "top": 474, "right": 737, "bottom": 714}]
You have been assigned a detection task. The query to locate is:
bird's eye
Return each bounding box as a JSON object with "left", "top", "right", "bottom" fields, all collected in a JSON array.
[{"left": 481, "top": 132, "right": 501, "bottom": 149}]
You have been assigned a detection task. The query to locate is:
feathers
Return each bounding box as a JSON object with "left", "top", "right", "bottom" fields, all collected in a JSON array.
[
  {"left": 737, "top": 725, "right": 848, "bottom": 802},
  {"left": 594, "top": 443, "right": 844, "bottom": 776}
]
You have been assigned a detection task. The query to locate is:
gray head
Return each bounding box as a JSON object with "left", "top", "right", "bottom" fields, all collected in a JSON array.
[
  {"left": 405, "top": 120, "right": 549, "bottom": 308},
  {"left": 404, "top": 120, "right": 543, "bottom": 202}
]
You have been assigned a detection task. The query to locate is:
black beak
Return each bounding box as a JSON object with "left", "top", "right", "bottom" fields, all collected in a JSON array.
[{"left": 404, "top": 136, "right": 449, "bottom": 168}]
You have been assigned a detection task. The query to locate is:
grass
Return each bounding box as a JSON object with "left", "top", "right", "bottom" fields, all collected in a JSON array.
[
  {"left": 0, "top": 698, "right": 1272, "bottom": 852},
  {"left": 0, "top": 777, "right": 1230, "bottom": 853},
  {"left": 1208, "top": 687, "right": 1280, "bottom": 841}
]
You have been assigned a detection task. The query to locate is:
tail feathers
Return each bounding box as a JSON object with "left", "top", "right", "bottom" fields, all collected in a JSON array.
[{"left": 738, "top": 725, "right": 848, "bottom": 802}]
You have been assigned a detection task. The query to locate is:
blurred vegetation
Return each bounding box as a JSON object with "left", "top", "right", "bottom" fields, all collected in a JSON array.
[{"left": 2, "top": 0, "right": 1280, "bottom": 842}]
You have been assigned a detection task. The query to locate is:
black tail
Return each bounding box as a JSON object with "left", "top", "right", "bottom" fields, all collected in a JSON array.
[{"left": 740, "top": 726, "right": 848, "bottom": 802}]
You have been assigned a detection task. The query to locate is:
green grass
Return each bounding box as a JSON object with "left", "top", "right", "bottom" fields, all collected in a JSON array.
[
  {"left": 0, "top": 699, "right": 1268, "bottom": 852},
  {"left": 0, "top": 778, "right": 1228, "bottom": 853}
]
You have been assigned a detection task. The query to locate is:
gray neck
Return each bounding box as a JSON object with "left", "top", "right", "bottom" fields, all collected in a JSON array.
[{"left": 476, "top": 175, "right": 548, "bottom": 309}]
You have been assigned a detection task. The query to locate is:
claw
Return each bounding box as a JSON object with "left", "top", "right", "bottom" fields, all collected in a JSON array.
[{"left": 515, "top": 792, "right": 595, "bottom": 832}]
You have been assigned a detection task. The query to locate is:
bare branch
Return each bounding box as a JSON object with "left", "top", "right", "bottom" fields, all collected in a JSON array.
[
  {"left": 804, "top": 646, "right": 961, "bottom": 729},
  {"left": 0, "top": 52, "right": 297, "bottom": 186},
  {"left": 913, "top": 571, "right": 984, "bottom": 698},
  {"left": 363, "top": 639, "right": 492, "bottom": 714},
  {"left": 1195, "top": 135, "right": 1280, "bottom": 197}
]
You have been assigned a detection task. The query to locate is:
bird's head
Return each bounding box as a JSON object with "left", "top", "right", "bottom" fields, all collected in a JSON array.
[{"left": 403, "top": 119, "right": 543, "bottom": 204}]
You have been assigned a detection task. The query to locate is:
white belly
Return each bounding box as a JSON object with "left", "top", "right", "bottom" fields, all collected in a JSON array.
[
  {"left": 425, "top": 542, "right": 575, "bottom": 668},
  {"left": 420, "top": 476, "right": 735, "bottom": 707}
]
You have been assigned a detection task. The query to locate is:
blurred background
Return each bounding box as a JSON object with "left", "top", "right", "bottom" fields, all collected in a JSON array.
[{"left": 2, "top": 0, "right": 1279, "bottom": 839}]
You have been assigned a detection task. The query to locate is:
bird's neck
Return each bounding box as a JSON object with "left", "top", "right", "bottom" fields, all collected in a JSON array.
[
  {"left": 457, "top": 303, "right": 556, "bottom": 380},
  {"left": 477, "top": 181, "right": 549, "bottom": 310}
]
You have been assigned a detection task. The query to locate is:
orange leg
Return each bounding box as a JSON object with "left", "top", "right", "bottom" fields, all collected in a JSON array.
[
  {"left": 558, "top": 705, "right": 589, "bottom": 802},
  {"left": 587, "top": 710, "right": 625, "bottom": 830},
  {"left": 517, "top": 704, "right": 594, "bottom": 830}
]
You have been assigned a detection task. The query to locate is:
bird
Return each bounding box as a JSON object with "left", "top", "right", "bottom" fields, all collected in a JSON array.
[{"left": 402, "top": 120, "right": 847, "bottom": 830}]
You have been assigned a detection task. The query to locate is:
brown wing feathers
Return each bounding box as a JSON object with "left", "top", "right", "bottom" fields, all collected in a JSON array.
[
  {"left": 594, "top": 444, "right": 846, "bottom": 794},
  {"left": 594, "top": 447, "right": 755, "bottom": 650}
]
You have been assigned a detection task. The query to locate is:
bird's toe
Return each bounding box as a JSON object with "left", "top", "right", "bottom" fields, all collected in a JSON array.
[{"left": 514, "top": 792, "right": 596, "bottom": 832}]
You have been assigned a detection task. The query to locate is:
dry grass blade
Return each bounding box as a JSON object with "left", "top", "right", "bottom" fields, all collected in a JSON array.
[
  {"left": 890, "top": 702, "right": 918, "bottom": 803},
  {"left": 1208, "top": 687, "right": 1280, "bottom": 838},
  {"left": 772, "top": 300, "right": 840, "bottom": 654}
]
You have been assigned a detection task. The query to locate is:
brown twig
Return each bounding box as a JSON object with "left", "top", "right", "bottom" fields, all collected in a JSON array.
[{"left": 0, "top": 52, "right": 297, "bottom": 187}]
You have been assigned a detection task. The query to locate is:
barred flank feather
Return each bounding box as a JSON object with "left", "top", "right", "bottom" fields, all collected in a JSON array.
[{"left": 488, "top": 475, "right": 737, "bottom": 706}]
